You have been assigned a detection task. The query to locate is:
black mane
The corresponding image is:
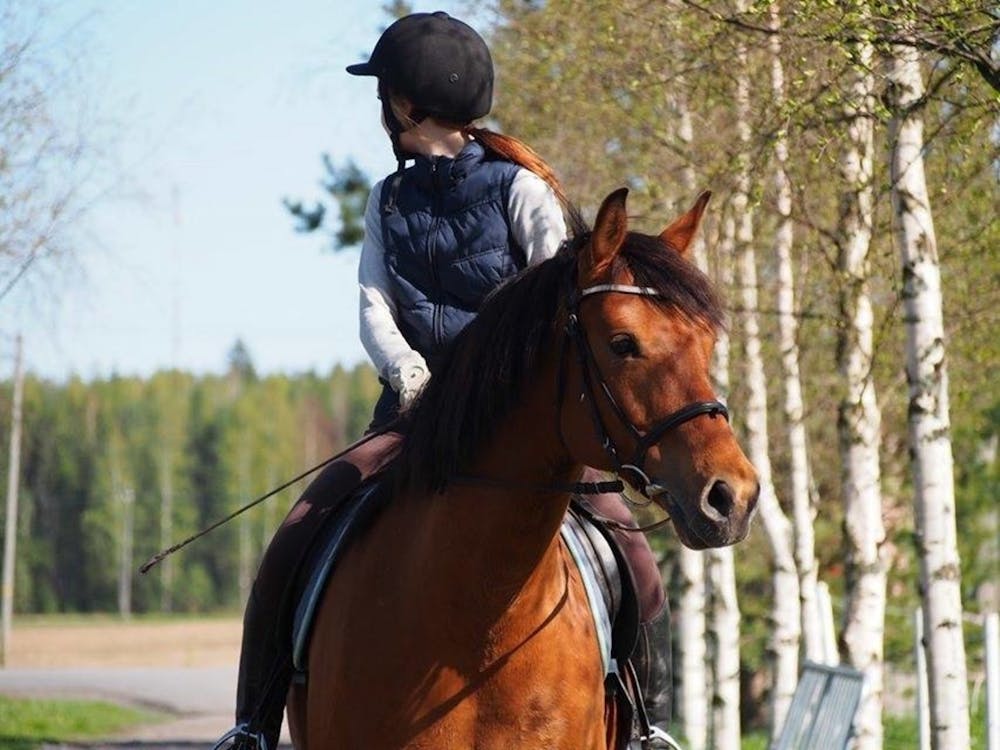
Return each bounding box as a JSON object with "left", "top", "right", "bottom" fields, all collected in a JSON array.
[{"left": 393, "top": 219, "right": 724, "bottom": 495}]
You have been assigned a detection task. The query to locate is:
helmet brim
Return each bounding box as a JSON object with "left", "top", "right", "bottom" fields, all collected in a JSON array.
[{"left": 346, "top": 62, "right": 377, "bottom": 76}]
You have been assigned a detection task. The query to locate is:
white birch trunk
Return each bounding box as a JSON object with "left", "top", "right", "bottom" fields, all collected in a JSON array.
[
  {"left": 887, "top": 40, "right": 970, "bottom": 750},
  {"left": 768, "top": 1, "right": 824, "bottom": 667},
  {"left": 674, "top": 85, "right": 709, "bottom": 750},
  {"left": 732, "top": 11, "right": 800, "bottom": 735},
  {"left": 706, "top": 546, "right": 740, "bottom": 750},
  {"left": 735, "top": 227, "right": 801, "bottom": 739},
  {"left": 117, "top": 484, "right": 134, "bottom": 619},
  {"left": 1, "top": 334, "right": 24, "bottom": 666},
  {"left": 677, "top": 548, "right": 708, "bottom": 750},
  {"left": 836, "top": 31, "right": 887, "bottom": 750},
  {"left": 158, "top": 445, "right": 174, "bottom": 613},
  {"left": 817, "top": 582, "right": 839, "bottom": 665},
  {"left": 705, "top": 210, "right": 741, "bottom": 750}
]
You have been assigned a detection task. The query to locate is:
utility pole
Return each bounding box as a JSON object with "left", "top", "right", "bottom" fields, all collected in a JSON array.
[{"left": 2, "top": 335, "right": 25, "bottom": 666}]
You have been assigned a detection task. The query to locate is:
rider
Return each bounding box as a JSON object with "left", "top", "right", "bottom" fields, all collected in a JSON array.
[{"left": 223, "top": 11, "right": 672, "bottom": 749}]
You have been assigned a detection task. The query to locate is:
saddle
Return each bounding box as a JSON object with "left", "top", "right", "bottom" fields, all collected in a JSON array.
[{"left": 287, "top": 483, "right": 654, "bottom": 749}]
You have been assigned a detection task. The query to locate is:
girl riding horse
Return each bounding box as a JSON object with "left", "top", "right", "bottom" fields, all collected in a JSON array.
[
  {"left": 287, "top": 187, "right": 759, "bottom": 749},
  {"left": 222, "top": 12, "right": 679, "bottom": 749}
]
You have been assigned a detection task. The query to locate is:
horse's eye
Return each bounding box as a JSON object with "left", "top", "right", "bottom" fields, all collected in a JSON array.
[{"left": 609, "top": 334, "right": 640, "bottom": 358}]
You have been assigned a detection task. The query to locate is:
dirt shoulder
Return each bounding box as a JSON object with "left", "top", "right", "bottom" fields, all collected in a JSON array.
[{"left": 6, "top": 616, "right": 242, "bottom": 668}]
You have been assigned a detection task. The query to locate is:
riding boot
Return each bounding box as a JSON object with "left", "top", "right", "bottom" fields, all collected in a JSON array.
[
  {"left": 214, "top": 429, "right": 405, "bottom": 750},
  {"left": 228, "top": 585, "right": 289, "bottom": 750},
  {"left": 633, "top": 608, "right": 673, "bottom": 732}
]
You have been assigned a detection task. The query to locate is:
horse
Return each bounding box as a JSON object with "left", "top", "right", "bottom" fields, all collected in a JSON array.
[{"left": 286, "top": 188, "right": 759, "bottom": 749}]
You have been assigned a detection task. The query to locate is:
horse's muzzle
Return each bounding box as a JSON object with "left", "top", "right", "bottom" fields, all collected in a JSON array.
[{"left": 663, "top": 477, "right": 759, "bottom": 549}]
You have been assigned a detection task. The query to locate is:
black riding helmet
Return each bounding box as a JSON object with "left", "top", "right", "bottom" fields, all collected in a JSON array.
[{"left": 347, "top": 11, "right": 493, "bottom": 136}]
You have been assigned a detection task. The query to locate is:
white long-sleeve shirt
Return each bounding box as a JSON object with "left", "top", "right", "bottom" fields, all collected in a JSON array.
[{"left": 358, "top": 168, "right": 567, "bottom": 380}]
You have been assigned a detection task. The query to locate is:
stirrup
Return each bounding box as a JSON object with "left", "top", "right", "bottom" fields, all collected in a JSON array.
[
  {"left": 630, "top": 725, "right": 684, "bottom": 750},
  {"left": 647, "top": 725, "right": 684, "bottom": 750},
  {"left": 212, "top": 722, "right": 269, "bottom": 750}
]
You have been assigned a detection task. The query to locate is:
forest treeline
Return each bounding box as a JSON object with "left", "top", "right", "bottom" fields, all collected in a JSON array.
[{"left": 0, "top": 345, "right": 382, "bottom": 615}]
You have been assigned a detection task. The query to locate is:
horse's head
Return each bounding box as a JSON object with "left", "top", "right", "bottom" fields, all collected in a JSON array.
[{"left": 560, "top": 188, "right": 759, "bottom": 549}]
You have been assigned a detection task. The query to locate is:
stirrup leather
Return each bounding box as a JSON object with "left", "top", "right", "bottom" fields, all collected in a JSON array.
[{"left": 212, "top": 722, "right": 269, "bottom": 750}]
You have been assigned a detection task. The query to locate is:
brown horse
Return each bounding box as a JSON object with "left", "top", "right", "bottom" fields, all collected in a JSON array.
[{"left": 286, "top": 188, "right": 759, "bottom": 749}]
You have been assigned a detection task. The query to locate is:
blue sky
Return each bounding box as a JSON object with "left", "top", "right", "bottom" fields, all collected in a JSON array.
[{"left": 6, "top": 1, "right": 464, "bottom": 380}]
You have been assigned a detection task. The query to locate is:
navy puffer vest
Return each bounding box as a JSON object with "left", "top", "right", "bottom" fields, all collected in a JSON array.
[{"left": 380, "top": 141, "right": 524, "bottom": 368}]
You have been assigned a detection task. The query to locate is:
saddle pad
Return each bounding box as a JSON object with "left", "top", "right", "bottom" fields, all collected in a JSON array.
[{"left": 561, "top": 505, "right": 623, "bottom": 675}]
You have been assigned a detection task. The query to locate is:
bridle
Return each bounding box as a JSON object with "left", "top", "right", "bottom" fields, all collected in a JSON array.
[{"left": 557, "top": 282, "right": 730, "bottom": 499}]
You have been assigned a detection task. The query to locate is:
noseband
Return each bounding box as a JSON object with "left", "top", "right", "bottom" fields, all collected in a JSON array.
[{"left": 559, "top": 283, "right": 730, "bottom": 498}]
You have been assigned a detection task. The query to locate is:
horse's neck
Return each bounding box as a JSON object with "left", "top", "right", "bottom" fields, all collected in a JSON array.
[{"left": 415, "top": 384, "right": 578, "bottom": 618}]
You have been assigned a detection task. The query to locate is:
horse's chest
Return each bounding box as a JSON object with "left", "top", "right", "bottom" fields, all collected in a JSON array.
[
  {"left": 451, "top": 574, "right": 606, "bottom": 747},
  {"left": 324, "top": 571, "right": 604, "bottom": 748}
]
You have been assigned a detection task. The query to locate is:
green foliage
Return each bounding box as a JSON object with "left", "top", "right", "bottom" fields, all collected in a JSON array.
[
  {"left": 0, "top": 695, "right": 161, "bottom": 748},
  {"left": 284, "top": 157, "right": 372, "bottom": 252},
  {"left": 884, "top": 688, "right": 989, "bottom": 749},
  {"left": 383, "top": 1, "right": 414, "bottom": 21},
  {"left": 740, "top": 730, "right": 769, "bottom": 750},
  {"left": 0, "top": 359, "right": 380, "bottom": 615}
]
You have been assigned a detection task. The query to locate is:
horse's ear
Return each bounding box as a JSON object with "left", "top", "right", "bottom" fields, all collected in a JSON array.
[
  {"left": 584, "top": 187, "right": 629, "bottom": 280},
  {"left": 660, "top": 190, "right": 711, "bottom": 257}
]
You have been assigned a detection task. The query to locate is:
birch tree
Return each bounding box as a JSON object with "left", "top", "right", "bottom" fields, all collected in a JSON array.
[
  {"left": 675, "top": 547, "right": 708, "bottom": 749},
  {"left": 886, "top": 36, "right": 970, "bottom": 750},
  {"left": 835, "top": 17, "right": 888, "bottom": 749},
  {"left": 705, "top": 546, "right": 741, "bottom": 750},
  {"left": 767, "top": 0, "right": 824, "bottom": 666},
  {"left": 0, "top": 2, "right": 107, "bottom": 304},
  {"left": 673, "top": 84, "right": 709, "bottom": 750},
  {"left": 705, "top": 210, "right": 741, "bottom": 750},
  {"left": 728, "top": 4, "right": 801, "bottom": 735}
]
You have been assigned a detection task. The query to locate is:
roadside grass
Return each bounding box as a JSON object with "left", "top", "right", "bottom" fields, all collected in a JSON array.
[
  {"left": 741, "top": 731, "right": 768, "bottom": 748},
  {"left": 883, "top": 692, "right": 988, "bottom": 749},
  {"left": 0, "top": 695, "right": 162, "bottom": 750},
  {"left": 738, "top": 708, "right": 990, "bottom": 750}
]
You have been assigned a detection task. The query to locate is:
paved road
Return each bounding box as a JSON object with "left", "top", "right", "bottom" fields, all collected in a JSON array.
[{"left": 0, "top": 666, "right": 291, "bottom": 746}]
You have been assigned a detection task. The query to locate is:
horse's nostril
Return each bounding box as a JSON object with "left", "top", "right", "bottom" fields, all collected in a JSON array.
[{"left": 707, "top": 480, "right": 735, "bottom": 519}]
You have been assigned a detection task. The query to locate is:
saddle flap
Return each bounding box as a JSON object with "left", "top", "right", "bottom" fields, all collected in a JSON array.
[{"left": 291, "top": 481, "right": 389, "bottom": 672}]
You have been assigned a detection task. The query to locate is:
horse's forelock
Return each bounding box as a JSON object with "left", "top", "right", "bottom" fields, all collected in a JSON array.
[{"left": 616, "top": 232, "right": 725, "bottom": 331}]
